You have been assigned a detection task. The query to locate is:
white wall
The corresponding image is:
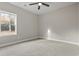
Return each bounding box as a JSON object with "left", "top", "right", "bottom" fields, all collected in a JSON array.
[
  {"left": 78, "top": 4, "right": 79, "bottom": 29},
  {"left": 0, "top": 2, "right": 78, "bottom": 46},
  {"left": 0, "top": 2, "right": 38, "bottom": 45},
  {"left": 39, "top": 4, "right": 79, "bottom": 44}
]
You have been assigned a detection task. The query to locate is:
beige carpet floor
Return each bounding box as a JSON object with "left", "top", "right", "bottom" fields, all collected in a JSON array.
[{"left": 0, "top": 39, "right": 79, "bottom": 56}]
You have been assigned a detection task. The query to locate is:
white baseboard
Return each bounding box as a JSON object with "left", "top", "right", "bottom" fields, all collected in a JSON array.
[
  {"left": 0, "top": 36, "right": 39, "bottom": 48},
  {"left": 0, "top": 35, "right": 79, "bottom": 48},
  {"left": 40, "top": 36, "right": 79, "bottom": 46}
]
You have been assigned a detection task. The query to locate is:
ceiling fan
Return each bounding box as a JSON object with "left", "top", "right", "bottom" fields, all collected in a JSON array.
[{"left": 29, "top": 2, "right": 50, "bottom": 10}]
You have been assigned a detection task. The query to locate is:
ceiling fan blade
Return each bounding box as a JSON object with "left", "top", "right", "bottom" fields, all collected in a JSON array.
[
  {"left": 29, "top": 2, "right": 39, "bottom": 5},
  {"left": 38, "top": 6, "right": 40, "bottom": 10},
  {"left": 42, "top": 3, "right": 49, "bottom": 7}
]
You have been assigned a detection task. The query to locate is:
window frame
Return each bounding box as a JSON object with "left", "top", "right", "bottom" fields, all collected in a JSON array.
[{"left": 0, "top": 10, "right": 17, "bottom": 36}]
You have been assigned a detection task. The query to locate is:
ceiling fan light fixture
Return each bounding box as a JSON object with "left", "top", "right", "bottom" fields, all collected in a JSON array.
[
  {"left": 38, "top": 3, "right": 42, "bottom": 6},
  {"left": 29, "top": 2, "right": 50, "bottom": 10}
]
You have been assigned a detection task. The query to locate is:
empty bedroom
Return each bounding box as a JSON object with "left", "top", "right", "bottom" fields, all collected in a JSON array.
[{"left": 0, "top": 2, "right": 79, "bottom": 56}]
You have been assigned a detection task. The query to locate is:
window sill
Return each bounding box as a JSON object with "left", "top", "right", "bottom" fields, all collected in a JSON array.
[{"left": 0, "top": 31, "right": 16, "bottom": 37}]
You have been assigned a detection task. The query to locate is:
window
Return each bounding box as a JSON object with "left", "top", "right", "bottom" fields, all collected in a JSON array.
[{"left": 0, "top": 11, "right": 17, "bottom": 36}]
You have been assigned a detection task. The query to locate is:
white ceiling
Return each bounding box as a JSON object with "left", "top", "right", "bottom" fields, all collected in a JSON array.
[{"left": 10, "top": 2, "right": 76, "bottom": 15}]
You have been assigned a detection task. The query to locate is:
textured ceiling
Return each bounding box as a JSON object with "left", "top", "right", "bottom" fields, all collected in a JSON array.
[{"left": 10, "top": 2, "right": 76, "bottom": 15}]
